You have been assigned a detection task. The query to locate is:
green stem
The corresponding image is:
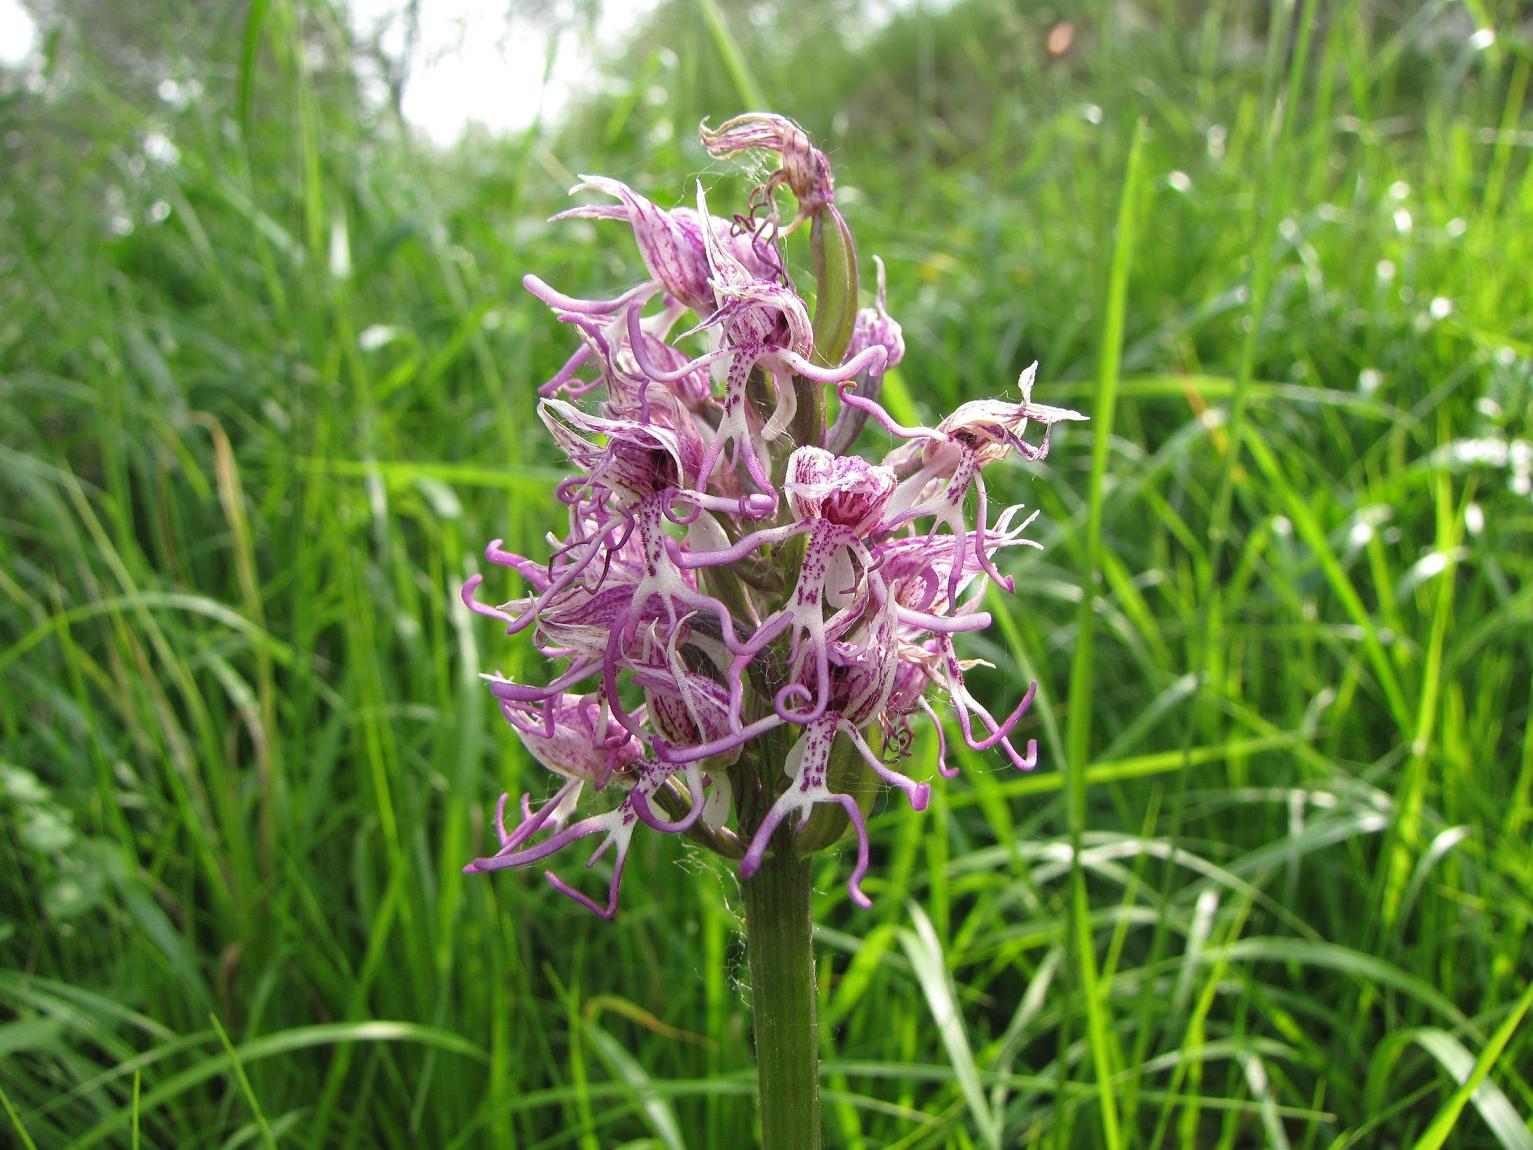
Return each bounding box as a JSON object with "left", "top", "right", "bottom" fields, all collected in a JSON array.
[{"left": 742, "top": 846, "right": 821, "bottom": 1149}]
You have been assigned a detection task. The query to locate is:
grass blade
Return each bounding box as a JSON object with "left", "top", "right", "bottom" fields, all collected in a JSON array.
[
  {"left": 695, "top": 0, "right": 765, "bottom": 110},
  {"left": 584, "top": 1020, "right": 689, "bottom": 1150},
  {"left": 1411, "top": 984, "right": 1533, "bottom": 1150},
  {"left": 1061, "top": 114, "right": 1149, "bottom": 1150},
  {"left": 208, "top": 1013, "right": 278, "bottom": 1150},
  {"left": 899, "top": 904, "right": 999, "bottom": 1149}
]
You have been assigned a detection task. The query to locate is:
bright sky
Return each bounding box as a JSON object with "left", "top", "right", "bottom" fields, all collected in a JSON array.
[
  {"left": 348, "top": 0, "right": 659, "bottom": 145},
  {"left": 0, "top": 0, "right": 654, "bottom": 144},
  {"left": 0, "top": 0, "right": 37, "bottom": 68}
]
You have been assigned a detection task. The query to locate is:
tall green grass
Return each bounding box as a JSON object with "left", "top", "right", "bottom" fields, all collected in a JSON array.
[{"left": 2, "top": 0, "right": 1531, "bottom": 1146}]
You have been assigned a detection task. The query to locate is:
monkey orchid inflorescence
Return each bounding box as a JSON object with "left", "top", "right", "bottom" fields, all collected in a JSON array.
[{"left": 461, "top": 114, "right": 1084, "bottom": 918}]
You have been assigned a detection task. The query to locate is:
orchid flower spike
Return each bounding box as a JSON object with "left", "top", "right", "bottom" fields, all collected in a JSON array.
[{"left": 461, "top": 114, "right": 1084, "bottom": 916}]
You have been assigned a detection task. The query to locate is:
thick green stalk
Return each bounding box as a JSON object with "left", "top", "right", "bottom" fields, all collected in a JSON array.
[{"left": 742, "top": 846, "right": 821, "bottom": 1150}]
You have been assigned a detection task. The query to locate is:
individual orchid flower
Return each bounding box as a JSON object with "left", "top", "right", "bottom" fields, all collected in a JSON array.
[
  {"left": 525, "top": 176, "right": 779, "bottom": 399},
  {"left": 466, "top": 754, "right": 702, "bottom": 919},
  {"left": 687, "top": 446, "right": 897, "bottom": 723},
  {"left": 853, "top": 363, "right": 1088, "bottom": 604},
  {"left": 701, "top": 112, "right": 835, "bottom": 230},
  {"left": 461, "top": 116, "right": 1083, "bottom": 921},
  {"left": 735, "top": 598, "right": 931, "bottom": 908}
]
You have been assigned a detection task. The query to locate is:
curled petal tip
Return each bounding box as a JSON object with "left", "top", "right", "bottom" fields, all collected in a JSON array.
[
  {"left": 546, "top": 872, "right": 618, "bottom": 919},
  {"left": 1019, "top": 738, "right": 1040, "bottom": 771}
]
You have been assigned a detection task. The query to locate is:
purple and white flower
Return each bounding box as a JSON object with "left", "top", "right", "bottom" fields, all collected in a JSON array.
[{"left": 462, "top": 115, "right": 1083, "bottom": 915}]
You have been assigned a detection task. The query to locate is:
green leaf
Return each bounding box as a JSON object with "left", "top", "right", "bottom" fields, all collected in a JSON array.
[
  {"left": 584, "top": 1021, "right": 688, "bottom": 1150},
  {"left": 899, "top": 904, "right": 1000, "bottom": 1150}
]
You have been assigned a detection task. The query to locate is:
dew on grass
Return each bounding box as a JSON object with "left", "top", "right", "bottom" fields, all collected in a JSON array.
[
  {"left": 44, "top": 877, "right": 94, "bottom": 919},
  {"left": 360, "top": 325, "right": 404, "bottom": 352},
  {"left": 1513, "top": 440, "right": 1533, "bottom": 496},
  {"left": 143, "top": 131, "right": 180, "bottom": 167},
  {"left": 261, "top": 397, "right": 292, "bottom": 432},
  {"left": 23, "top": 809, "right": 75, "bottom": 853},
  {"left": 1345, "top": 505, "right": 1392, "bottom": 553},
  {"left": 1206, "top": 123, "right": 1226, "bottom": 160},
  {"left": 1465, "top": 503, "right": 1485, "bottom": 536},
  {"left": 1445, "top": 437, "right": 1509, "bottom": 467},
  {"left": 1304, "top": 688, "right": 1338, "bottom": 733},
  {"left": 1413, "top": 551, "right": 1450, "bottom": 581},
  {"left": 1, "top": 765, "right": 48, "bottom": 804}
]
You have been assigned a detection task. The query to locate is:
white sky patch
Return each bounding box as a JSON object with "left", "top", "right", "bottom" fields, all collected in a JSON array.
[
  {"left": 348, "top": 0, "right": 660, "bottom": 146},
  {"left": 0, "top": 0, "right": 37, "bottom": 68}
]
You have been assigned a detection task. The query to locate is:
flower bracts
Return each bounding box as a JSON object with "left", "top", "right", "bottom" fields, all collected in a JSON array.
[{"left": 462, "top": 113, "right": 1085, "bottom": 916}]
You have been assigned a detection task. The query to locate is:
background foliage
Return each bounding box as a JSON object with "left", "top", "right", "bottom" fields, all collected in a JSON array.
[{"left": 2, "top": 0, "right": 1531, "bottom": 1146}]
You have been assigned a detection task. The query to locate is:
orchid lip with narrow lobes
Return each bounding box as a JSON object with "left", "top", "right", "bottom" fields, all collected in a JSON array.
[{"left": 461, "top": 115, "right": 1084, "bottom": 916}]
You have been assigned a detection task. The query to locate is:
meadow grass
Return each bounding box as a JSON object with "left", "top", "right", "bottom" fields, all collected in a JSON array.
[{"left": 2, "top": 0, "right": 1531, "bottom": 1146}]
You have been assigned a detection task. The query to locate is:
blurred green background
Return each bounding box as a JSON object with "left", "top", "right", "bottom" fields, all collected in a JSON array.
[{"left": 2, "top": 0, "right": 1531, "bottom": 1146}]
